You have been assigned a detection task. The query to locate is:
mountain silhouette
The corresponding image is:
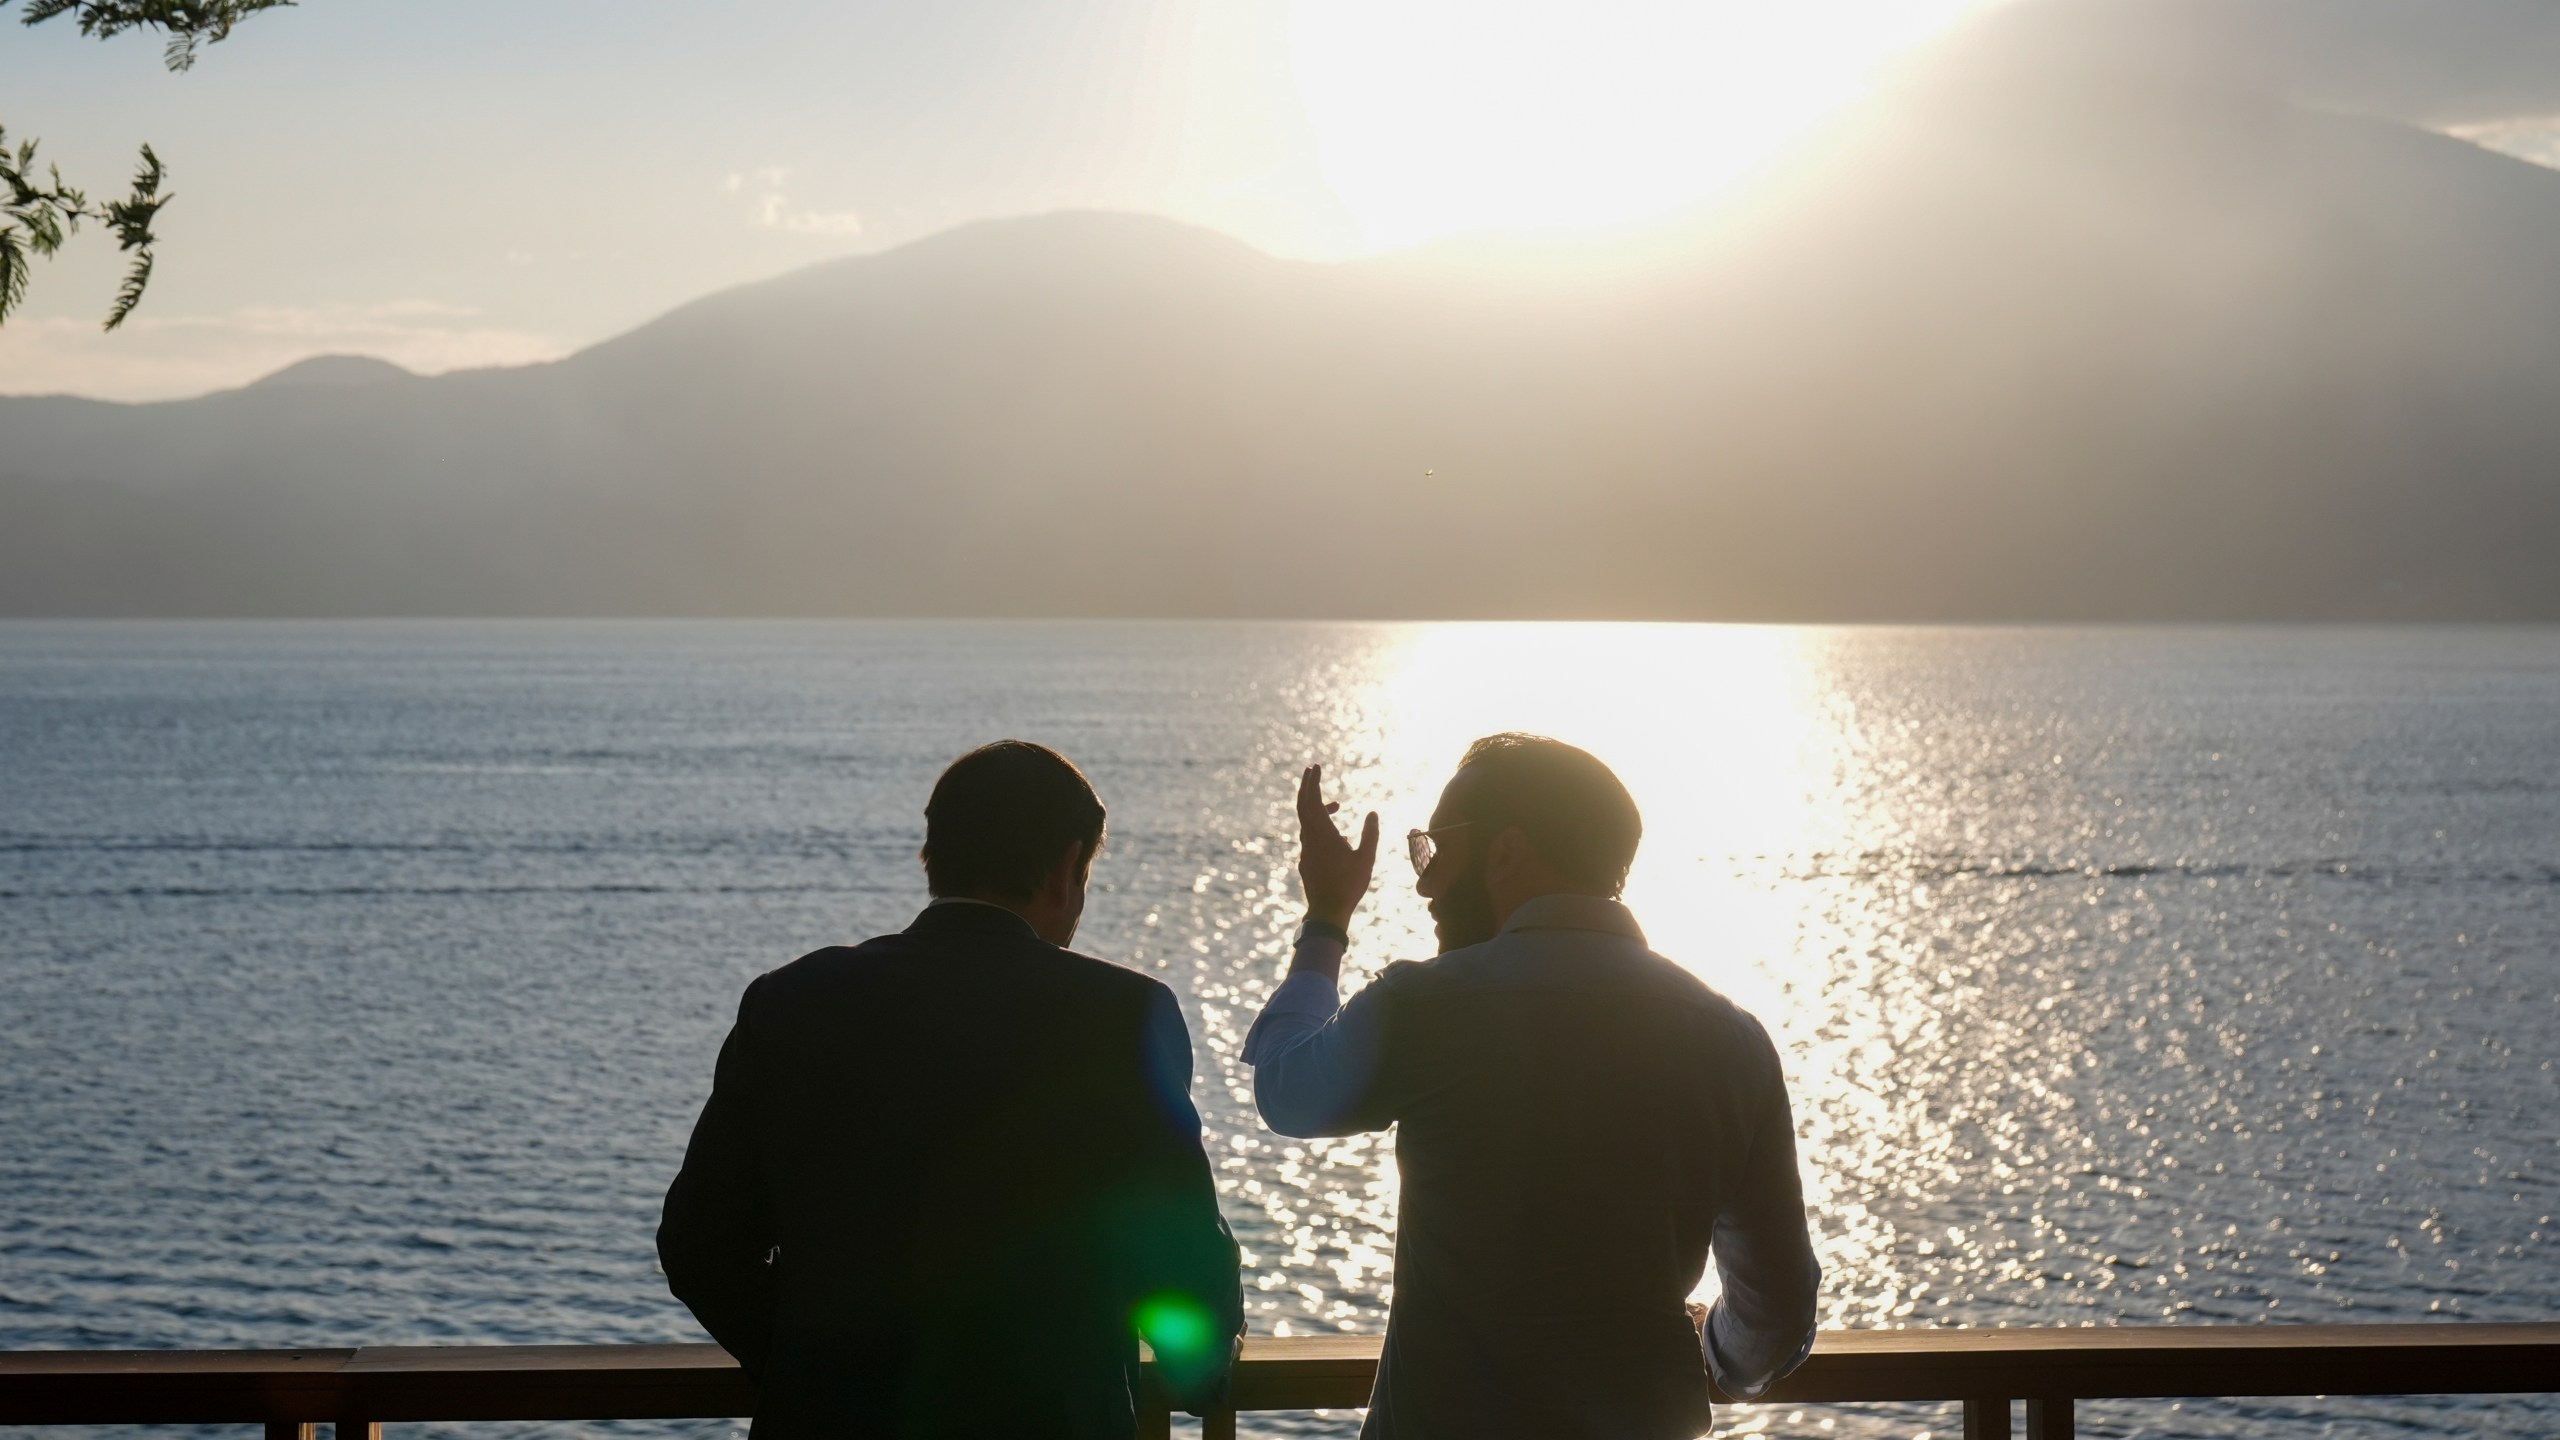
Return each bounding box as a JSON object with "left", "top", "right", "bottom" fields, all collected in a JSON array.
[
  {"left": 5, "top": 76, "right": 2559, "bottom": 619},
  {"left": 247, "top": 355, "right": 417, "bottom": 390}
]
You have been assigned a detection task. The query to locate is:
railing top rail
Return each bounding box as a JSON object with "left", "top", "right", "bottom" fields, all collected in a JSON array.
[{"left": 4, "top": 1324, "right": 2557, "bottom": 1424}]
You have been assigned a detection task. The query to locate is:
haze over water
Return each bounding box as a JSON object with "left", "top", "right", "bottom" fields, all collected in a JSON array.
[{"left": 2, "top": 621, "right": 2554, "bottom": 1439}]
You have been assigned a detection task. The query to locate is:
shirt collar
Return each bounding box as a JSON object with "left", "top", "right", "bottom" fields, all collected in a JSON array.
[
  {"left": 909, "top": 896, "right": 1043, "bottom": 941},
  {"left": 1498, "top": 892, "right": 1646, "bottom": 944}
]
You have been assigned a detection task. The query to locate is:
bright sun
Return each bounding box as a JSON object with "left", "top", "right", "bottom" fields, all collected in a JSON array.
[{"left": 1290, "top": 0, "right": 1995, "bottom": 249}]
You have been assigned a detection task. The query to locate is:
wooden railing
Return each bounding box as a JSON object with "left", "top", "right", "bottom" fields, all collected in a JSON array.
[{"left": 4, "top": 1325, "right": 2557, "bottom": 1440}]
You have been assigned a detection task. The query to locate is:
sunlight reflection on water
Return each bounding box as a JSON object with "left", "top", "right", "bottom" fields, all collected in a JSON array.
[{"left": 1171, "top": 623, "right": 2559, "bottom": 1438}]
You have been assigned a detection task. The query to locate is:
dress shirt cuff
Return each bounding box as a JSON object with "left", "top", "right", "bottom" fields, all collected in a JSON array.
[
  {"left": 1703, "top": 1298, "right": 1817, "bottom": 1402},
  {"left": 1239, "top": 965, "right": 1343, "bottom": 1066}
]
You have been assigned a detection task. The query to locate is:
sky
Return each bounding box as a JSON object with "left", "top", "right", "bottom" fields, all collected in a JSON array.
[
  {"left": 0, "top": 0, "right": 2001, "bottom": 400},
  {"left": 6, "top": 0, "right": 2560, "bottom": 401}
]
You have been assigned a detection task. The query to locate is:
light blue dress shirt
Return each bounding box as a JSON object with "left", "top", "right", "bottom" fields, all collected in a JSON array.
[{"left": 1242, "top": 895, "right": 1820, "bottom": 1436}]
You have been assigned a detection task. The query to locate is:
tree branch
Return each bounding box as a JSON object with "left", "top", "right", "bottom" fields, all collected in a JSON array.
[
  {"left": 1, "top": 0, "right": 282, "bottom": 327},
  {"left": 15, "top": 0, "right": 298, "bottom": 71}
]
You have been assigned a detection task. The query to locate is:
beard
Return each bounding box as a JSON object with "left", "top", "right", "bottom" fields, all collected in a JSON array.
[{"left": 1427, "top": 859, "right": 1500, "bottom": 953}]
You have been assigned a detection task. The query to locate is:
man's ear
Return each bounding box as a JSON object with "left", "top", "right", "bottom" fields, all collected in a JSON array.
[
  {"left": 1046, "top": 838, "right": 1092, "bottom": 900},
  {"left": 1485, "top": 825, "right": 1535, "bottom": 881}
]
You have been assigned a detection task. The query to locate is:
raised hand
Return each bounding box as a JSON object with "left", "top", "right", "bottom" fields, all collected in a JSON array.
[{"left": 1295, "top": 764, "right": 1379, "bottom": 932}]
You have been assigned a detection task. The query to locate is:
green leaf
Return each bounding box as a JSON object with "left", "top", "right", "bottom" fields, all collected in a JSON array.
[
  {"left": 104, "top": 143, "right": 171, "bottom": 254},
  {"left": 0, "top": 227, "right": 27, "bottom": 325},
  {"left": 25, "top": 202, "right": 63, "bottom": 255},
  {"left": 103, "top": 246, "right": 151, "bottom": 331}
]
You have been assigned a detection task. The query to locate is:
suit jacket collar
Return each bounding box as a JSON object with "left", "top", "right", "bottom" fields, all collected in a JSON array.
[{"left": 906, "top": 897, "right": 1045, "bottom": 943}]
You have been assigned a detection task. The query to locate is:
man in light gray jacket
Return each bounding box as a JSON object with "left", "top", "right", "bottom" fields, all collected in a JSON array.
[{"left": 1243, "top": 733, "right": 1820, "bottom": 1440}]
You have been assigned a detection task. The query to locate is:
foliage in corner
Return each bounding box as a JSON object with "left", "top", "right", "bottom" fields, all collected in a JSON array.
[
  {"left": 1, "top": 0, "right": 290, "bottom": 330},
  {"left": 17, "top": 0, "right": 295, "bottom": 73},
  {"left": 1, "top": 130, "right": 169, "bottom": 329}
]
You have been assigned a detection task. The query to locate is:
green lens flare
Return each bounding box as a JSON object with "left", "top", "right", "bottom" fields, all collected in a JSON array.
[{"left": 1133, "top": 1291, "right": 1217, "bottom": 1366}]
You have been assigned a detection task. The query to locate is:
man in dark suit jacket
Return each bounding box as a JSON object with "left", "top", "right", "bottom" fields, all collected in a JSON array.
[{"left": 659, "top": 740, "right": 1242, "bottom": 1439}]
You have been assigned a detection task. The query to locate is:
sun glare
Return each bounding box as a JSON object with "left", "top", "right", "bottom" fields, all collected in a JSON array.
[
  {"left": 1352, "top": 623, "right": 1858, "bottom": 1012},
  {"left": 1290, "top": 0, "right": 1992, "bottom": 249}
]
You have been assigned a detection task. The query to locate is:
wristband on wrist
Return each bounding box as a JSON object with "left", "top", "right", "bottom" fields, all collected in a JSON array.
[{"left": 1296, "top": 916, "right": 1350, "bottom": 947}]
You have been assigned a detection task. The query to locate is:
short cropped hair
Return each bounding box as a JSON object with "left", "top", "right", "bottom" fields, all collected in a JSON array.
[
  {"left": 922, "top": 740, "right": 1107, "bottom": 901},
  {"left": 1452, "top": 733, "right": 1641, "bottom": 897}
]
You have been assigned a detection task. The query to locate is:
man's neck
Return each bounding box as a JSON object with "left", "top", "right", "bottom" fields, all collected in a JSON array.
[
  {"left": 930, "top": 891, "right": 1072, "bottom": 946},
  {"left": 1487, "top": 879, "right": 1584, "bottom": 932},
  {"left": 930, "top": 893, "right": 1029, "bottom": 919}
]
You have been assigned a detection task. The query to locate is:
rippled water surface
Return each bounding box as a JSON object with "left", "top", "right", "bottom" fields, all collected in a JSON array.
[{"left": 3, "top": 622, "right": 2555, "bottom": 1439}]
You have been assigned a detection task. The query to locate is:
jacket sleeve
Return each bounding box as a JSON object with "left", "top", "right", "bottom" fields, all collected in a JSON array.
[
  {"left": 1124, "top": 983, "right": 1246, "bottom": 1415},
  {"left": 1702, "top": 1029, "right": 1822, "bottom": 1400},
  {"left": 658, "top": 979, "right": 779, "bottom": 1378}
]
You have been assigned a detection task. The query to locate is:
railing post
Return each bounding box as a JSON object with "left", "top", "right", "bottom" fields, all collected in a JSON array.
[
  {"left": 1136, "top": 1399, "right": 1171, "bottom": 1440},
  {"left": 264, "top": 1424, "right": 314, "bottom": 1440},
  {"left": 1962, "top": 1397, "right": 2011, "bottom": 1440},
  {"left": 2025, "top": 1397, "right": 2074, "bottom": 1440},
  {"left": 1203, "top": 1409, "right": 1237, "bottom": 1440},
  {"left": 334, "top": 1418, "right": 378, "bottom": 1440}
]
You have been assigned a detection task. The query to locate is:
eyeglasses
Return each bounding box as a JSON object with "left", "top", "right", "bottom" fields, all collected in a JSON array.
[{"left": 1406, "top": 821, "right": 1475, "bottom": 876}]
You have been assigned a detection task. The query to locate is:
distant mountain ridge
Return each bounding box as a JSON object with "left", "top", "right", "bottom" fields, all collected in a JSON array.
[
  {"left": 247, "top": 355, "right": 415, "bottom": 390},
  {"left": 5, "top": 77, "right": 2559, "bottom": 619}
]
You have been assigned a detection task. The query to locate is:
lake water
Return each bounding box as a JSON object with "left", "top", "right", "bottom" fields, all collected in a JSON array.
[{"left": 2, "top": 621, "right": 2554, "bottom": 1440}]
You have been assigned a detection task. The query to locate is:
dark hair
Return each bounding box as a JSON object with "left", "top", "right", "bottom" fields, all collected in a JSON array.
[
  {"left": 922, "top": 740, "right": 1107, "bottom": 901},
  {"left": 1451, "top": 733, "right": 1641, "bottom": 897}
]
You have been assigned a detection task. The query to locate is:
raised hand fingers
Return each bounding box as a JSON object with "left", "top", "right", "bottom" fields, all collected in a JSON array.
[
  {"left": 1294, "top": 766, "right": 1375, "bottom": 928},
  {"left": 1297, "top": 765, "right": 1345, "bottom": 846}
]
